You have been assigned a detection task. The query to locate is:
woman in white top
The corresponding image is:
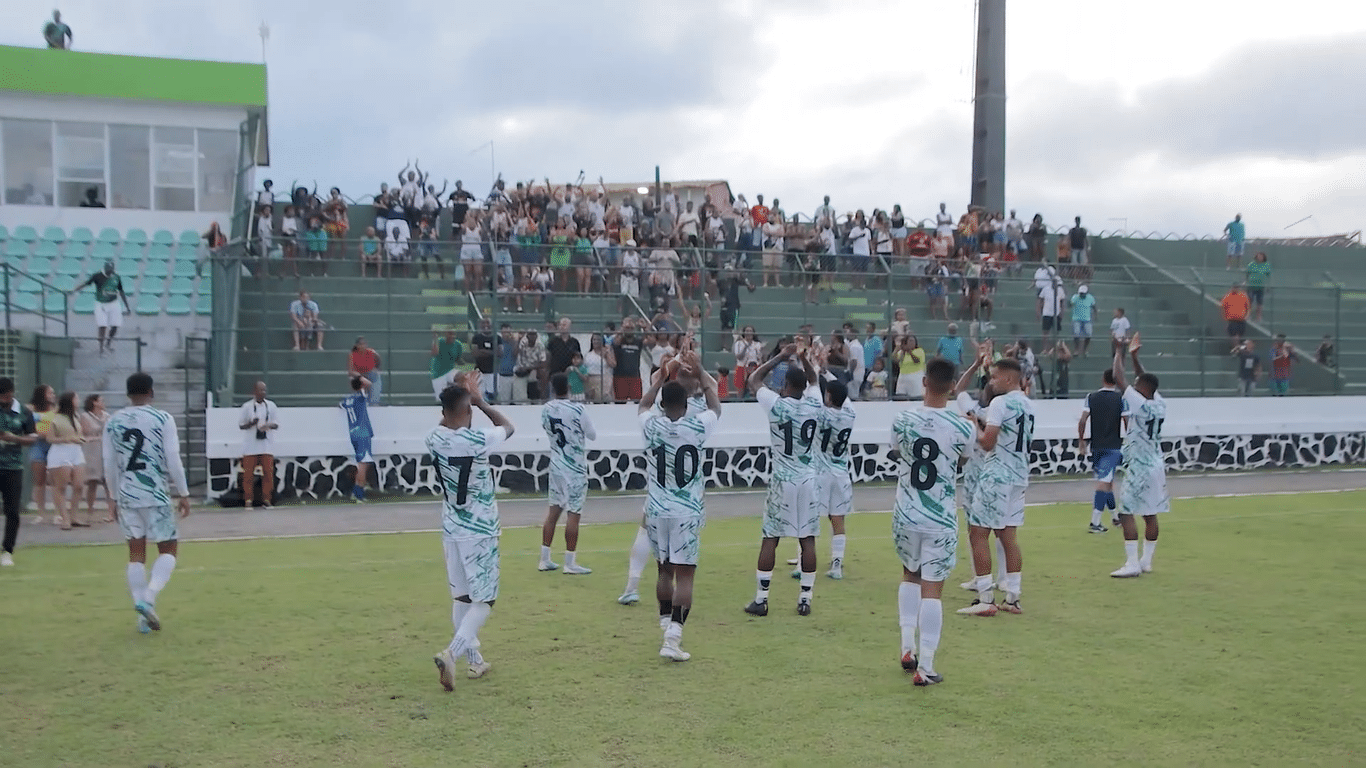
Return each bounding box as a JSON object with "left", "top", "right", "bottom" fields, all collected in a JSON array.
[
  {"left": 78, "top": 394, "right": 114, "bottom": 523},
  {"left": 648, "top": 334, "right": 675, "bottom": 374},
  {"left": 761, "top": 217, "right": 786, "bottom": 288},
  {"left": 461, "top": 219, "right": 484, "bottom": 290},
  {"left": 45, "top": 391, "right": 87, "bottom": 530},
  {"left": 733, "top": 325, "right": 763, "bottom": 394},
  {"left": 583, "top": 334, "right": 616, "bottom": 403}
]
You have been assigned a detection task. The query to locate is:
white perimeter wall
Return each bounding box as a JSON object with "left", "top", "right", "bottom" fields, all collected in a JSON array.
[{"left": 206, "top": 396, "right": 1366, "bottom": 459}]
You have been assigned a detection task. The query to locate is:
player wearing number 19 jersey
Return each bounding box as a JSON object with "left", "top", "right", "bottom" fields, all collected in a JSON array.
[
  {"left": 892, "top": 358, "right": 974, "bottom": 685},
  {"left": 538, "top": 374, "right": 598, "bottom": 575},
  {"left": 103, "top": 373, "right": 190, "bottom": 635},
  {"left": 815, "top": 379, "right": 856, "bottom": 580},
  {"left": 427, "top": 377, "right": 515, "bottom": 690},
  {"left": 1110, "top": 346, "right": 1169, "bottom": 578}
]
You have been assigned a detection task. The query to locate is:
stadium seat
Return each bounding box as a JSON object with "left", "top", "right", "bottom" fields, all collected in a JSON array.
[
  {"left": 172, "top": 259, "right": 198, "bottom": 278},
  {"left": 12, "top": 293, "right": 38, "bottom": 313},
  {"left": 124, "top": 228, "right": 148, "bottom": 246},
  {"left": 91, "top": 242, "right": 117, "bottom": 261},
  {"left": 195, "top": 295, "right": 212, "bottom": 315},
  {"left": 152, "top": 229, "right": 175, "bottom": 246},
  {"left": 0, "top": 224, "right": 8, "bottom": 242},
  {"left": 168, "top": 277, "right": 195, "bottom": 295},
  {"left": 115, "top": 260, "right": 141, "bottom": 279},
  {"left": 143, "top": 260, "right": 170, "bottom": 279},
  {"left": 55, "top": 257, "right": 84, "bottom": 276},
  {"left": 69, "top": 227, "right": 93, "bottom": 245},
  {"left": 178, "top": 229, "right": 201, "bottom": 247},
  {"left": 4, "top": 240, "right": 29, "bottom": 259},
  {"left": 32, "top": 241, "right": 59, "bottom": 259},
  {"left": 41, "top": 226, "right": 65, "bottom": 243},
  {"left": 26, "top": 257, "right": 53, "bottom": 277},
  {"left": 15, "top": 277, "right": 42, "bottom": 293},
  {"left": 96, "top": 227, "right": 121, "bottom": 245},
  {"left": 135, "top": 294, "right": 161, "bottom": 315},
  {"left": 49, "top": 274, "right": 76, "bottom": 292},
  {"left": 165, "top": 295, "right": 192, "bottom": 316},
  {"left": 146, "top": 243, "right": 173, "bottom": 261},
  {"left": 12, "top": 225, "right": 38, "bottom": 243},
  {"left": 73, "top": 293, "right": 95, "bottom": 314},
  {"left": 43, "top": 292, "right": 67, "bottom": 314}
]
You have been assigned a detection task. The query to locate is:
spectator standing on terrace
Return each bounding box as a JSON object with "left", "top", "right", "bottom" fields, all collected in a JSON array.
[
  {"left": 1005, "top": 210, "right": 1025, "bottom": 260},
  {"left": 874, "top": 215, "right": 895, "bottom": 280},
  {"left": 238, "top": 381, "right": 279, "bottom": 509},
  {"left": 72, "top": 260, "right": 130, "bottom": 355},
  {"left": 1109, "top": 308, "right": 1132, "bottom": 356},
  {"left": 359, "top": 226, "right": 382, "bottom": 278},
  {"left": 495, "top": 324, "right": 518, "bottom": 404},
  {"left": 893, "top": 335, "right": 926, "bottom": 400},
  {"left": 750, "top": 195, "right": 771, "bottom": 248},
  {"left": 430, "top": 330, "right": 466, "bottom": 400},
  {"left": 847, "top": 212, "right": 872, "bottom": 291},
  {"left": 470, "top": 320, "right": 499, "bottom": 403},
  {"left": 1270, "top": 335, "right": 1294, "bottom": 396},
  {"left": 1317, "top": 335, "right": 1334, "bottom": 366},
  {"left": 815, "top": 196, "right": 836, "bottom": 230},
  {"left": 0, "top": 378, "right": 38, "bottom": 565},
  {"left": 322, "top": 188, "right": 349, "bottom": 256},
  {"left": 44, "top": 10, "right": 72, "bottom": 49},
  {"left": 288, "top": 291, "right": 324, "bottom": 351},
  {"left": 79, "top": 394, "right": 114, "bottom": 524},
  {"left": 1224, "top": 214, "right": 1246, "bottom": 270},
  {"left": 1233, "top": 339, "right": 1260, "bottom": 396},
  {"left": 513, "top": 331, "right": 545, "bottom": 404},
  {"left": 348, "top": 337, "right": 383, "bottom": 405},
  {"left": 279, "top": 206, "right": 300, "bottom": 274},
  {"left": 583, "top": 334, "right": 615, "bottom": 403},
  {"left": 612, "top": 322, "right": 645, "bottom": 402},
  {"left": 449, "top": 182, "right": 475, "bottom": 233},
  {"left": 889, "top": 205, "right": 908, "bottom": 256},
  {"left": 1245, "top": 251, "right": 1271, "bottom": 322},
  {"left": 844, "top": 323, "right": 865, "bottom": 398},
  {"left": 1070, "top": 284, "right": 1097, "bottom": 356},
  {"left": 304, "top": 217, "right": 328, "bottom": 276},
  {"left": 935, "top": 203, "right": 954, "bottom": 238},
  {"left": 760, "top": 215, "right": 785, "bottom": 288},
  {"left": 1026, "top": 214, "right": 1048, "bottom": 261},
  {"left": 1068, "top": 217, "right": 1090, "bottom": 272},
  {"left": 1221, "top": 283, "right": 1250, "bottom": 343},
  {"left": 676, "top": 201, "right": 701, "bottom": 247},
  {"left": 547, "top": 318, "right": 582, "bottom": 377},
  {"left": 936, "top": 323, "right": 964, "bottom": 367}
]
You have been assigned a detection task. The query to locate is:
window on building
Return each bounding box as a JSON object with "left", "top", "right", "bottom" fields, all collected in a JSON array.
[
  {"left": 197, "top": 128, "right": 237, "bottom": 213},
  {"left": 109, "top": 124, "right": 151, "bottom": 210},
  {"left": 153, "top": 126, "right": 196, "bottom": 211},
  {"left": 55, "top": 121, "right": 107, "bottom": 207},
  {"left": 2, "top": 119, "right": 54, "bottom": 205}
]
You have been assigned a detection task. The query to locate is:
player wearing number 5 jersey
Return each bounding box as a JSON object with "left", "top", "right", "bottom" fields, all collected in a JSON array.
[
  {"left": 891, "top": 358, "right": 974, "bottom": 686},
  {"left": 639, "top": 353, "right": 721, "bottom": 661},
  {"left": 427, "top": 372, "right": 515, "bottom": 690},
  {"left": 538, "top": 374, "right": 598, "bottom": 575},
  {"left": 815, "top": 378, "right": 856, "bottom": 580},
  {"left": 1110, "top": 344, "right": 1168, "bottom": 578},
  {"left": 960, "top": 358, "right": 1034, "bottom": 617},
  {"left": 745, "top": 343, "right": 822, "bottom": 617},
  {"left": 103, "top": 373, "right": 190, "bottom": 635}
]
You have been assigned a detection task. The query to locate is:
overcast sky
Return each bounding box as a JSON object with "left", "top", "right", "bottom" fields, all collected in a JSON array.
[{"left": 5, "top": 1, "right": 1365, "bottom": 237}]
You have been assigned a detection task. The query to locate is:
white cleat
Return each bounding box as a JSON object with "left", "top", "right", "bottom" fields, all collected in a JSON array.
[
  {"left": 537, "top": 561, "right": 559, "bottom": 572},
  {"left": 826, "top": 559, "right": 843, "bottom": 580},
  {"left": 137, "top": 616, "right": 151, "bottom": 634},
  {"left": 617, "top": 590, "right": 640, "bottom": 605},
  {"left": 562, "top": 564, "right": 593, "bottom": 575},
  {"left": 659, "top": 615, "right": 671, "bottom": 631},
  {"left": 960, "top": 578, "right": 992, "bottom": 592},
  {"left": 956, "top": 600, "right": 998, "bottom": 617},
  {"left": 1110, "top": 563, "right": 1143, "bottom": 578},
  {"left": 467, "top": 660, "right": 492, "bottom": 679},
  {"left": 0, "top": 552, "right": 12, "bottom": 567},
  {"left": 1140, "top": 562, "right": 1153, "bottom": 574},
  {"left": 785, "top": 557, "right": 800, "bottom": 566},
  {"left": 659, "top": 637, "right": 691, "bottom": 662},
  {"left": 434, "top": 649, "right": 457, "bottom": 692}
]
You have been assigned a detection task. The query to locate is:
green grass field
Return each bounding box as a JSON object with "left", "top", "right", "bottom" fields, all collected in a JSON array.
[{"left": 2, "top": 491, "right": 1364, "bottom": 767}]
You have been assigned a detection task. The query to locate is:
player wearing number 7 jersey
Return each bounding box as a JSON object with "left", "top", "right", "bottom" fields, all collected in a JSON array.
[
  {"left": 538, "top": 373, "right": 598, "bottom": 575},
  {"left": 103, "top": 373, "right": 190, "bottom": 635},
  {"left": 639, "top": 352, "right": 721, "bottom": 661},
  {"left": 891, "top": 358, "right": 975, "bottom": 686},
  {"left": 959, "top": 358, "right": 1034, "bottom": 617},
  {"left": 1110, "top": 343, "right": 1168, "bottom": 578},
  {"left": 427, "top": 372, "right": 516, "bottom": 690},
  {"left": 745, "top": 343, "right": 823, "bottom": 617}
]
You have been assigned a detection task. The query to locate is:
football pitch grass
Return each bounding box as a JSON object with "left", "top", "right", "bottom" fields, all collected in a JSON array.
[{"left": 2, "top": 491, "right": 1364, "bottom": 767}]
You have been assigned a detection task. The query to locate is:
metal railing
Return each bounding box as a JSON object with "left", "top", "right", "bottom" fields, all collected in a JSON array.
[{"left": 2, "top": 264, "right": 70, "bottom": 336}]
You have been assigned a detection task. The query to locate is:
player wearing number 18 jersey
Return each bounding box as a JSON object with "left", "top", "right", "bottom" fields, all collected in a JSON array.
[
  {"left": 427, "top": 374, "right": 515, "bottom": 690},
  {"left": 892, "top": 358, "right": 974, "bottom": 685},
  {"left": 815, "top": 378, "right": 856, "bottom": 580},
  {"left": 538, "top": 374, "right": 598, "bottom": 575},
  {"left": 103, "top": 373, "right": 190, "bottom": 634},
  {"left": 1110, "top": 345, "right": 1169, "bottom": 578}
]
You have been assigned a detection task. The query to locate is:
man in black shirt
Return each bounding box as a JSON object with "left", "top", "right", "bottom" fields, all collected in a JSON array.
[
  {"left": 71, "top": 260, "right": 130, "bottom": 354},
  {"left": 1068, "top": 217, "right": 1089, "bottom": 267},
  {"left": 716, "top": 254, "right": 755, "bottom": 334},
  {"left": 449, "top": 182, "right": 474, "bottom": 232},
  {"left": 546, "top": 318, "right": 581, "bottom": 376},
  {"left": 1077, "top": 368, "right": 1125, "bottom": 533},
  {"left": 612, "top": 320, "right": 644, "bottom": 402},
  {"left": 0, "top": 377, "right": 38, "bottom": 566},
  {"left": 469, "top": 319, "right": 500, "bottom": 399}
]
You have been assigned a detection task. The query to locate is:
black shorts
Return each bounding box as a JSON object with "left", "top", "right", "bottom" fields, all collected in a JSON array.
[
  {"left": 966, "top": 278, "right": 980, "bottom": 293},
  {"left": 720, "top": 307, "right": 737, "bottom": 330},
  {"left": 1227, "top": 319, "right": 1247, "bottom": 337},
  {"left": 1042, "top": 316, "right": 1057, "bottom": 332},
  {"left": 1248, "top": 288, "right": 1264, "bottom": 306}
]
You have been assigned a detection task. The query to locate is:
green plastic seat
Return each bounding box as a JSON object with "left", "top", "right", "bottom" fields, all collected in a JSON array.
[
  {"left": 152, "top": 229, "right": 175, "bottom": 246},
  {"left": 73, "top": 293, "right": 95, "bottom": 314},
  {"left": 32, "top": 241, "right": 59, "bottom": 259},
  {"left": 172, "top": 259, "right": 198, "bottom": 278},
  {"left": 15, "top": 277, "right": 42, "bottom": 293},
  {"left": 167, "top": 277, "right": 195, "bottom": 295},
  {"left": 12, "top": 293, "right": 38, "bottom": 312},
  {"left": 178, "top": 229, "right": 201, "bottom": 247},
  {"left": 146, "top": 243, "right": 172, "bottom": 260},
  {"left": 69, "top": 227, "right": 93, "bottom": 244},
  {"left": 124, "top": 228, "right": 148, "bottom": 246},
  {"left": 43, "top": 292, "right": 67, "bottom": 314},
  {"left": 49, "top": 274, "right": 76, "bottom": 292},
  {"left": 55, "top": 257, "right": 84, "bottom": 276},
  {"left": 41, "top": 226, "right": 65, "bottom": 243},
  {"left": 91, "top": 242, "right": 117, "bottom": 261},
  {"left": 143, "top": 260, "right": 170, "bottom": 279},
  {"left": 96, "top": 227, "right": 121, "bottom": 245},
  {"left": 0, "top": 225, "right": 9, "bottom": 242},
  {"left": 25, "top": 257, "right": 53, "bottom": 276},
  {"left": 12, "top": 226, "right": 38, "bottom": 243},
  {"left": 5, "top": 241, "right": 30, "bottom": 259},
  {"left": 165, "top": 295, "right": 192, "bottom": 316},
  {"left": 135, "top": 294, "right": 161, "bottom": 315},
  {"left": 195, "top": 295, "right": 212, "bottom": 315},
  {"left": 115, "top": 261, "right": 140, "bottom": 278}
]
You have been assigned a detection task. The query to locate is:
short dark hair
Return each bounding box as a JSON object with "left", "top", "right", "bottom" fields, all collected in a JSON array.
[
  {"left": 551, "top": 372, "right": 570, "bottom": 397},
  {"left": 1102, "top": 369, "right": 1116, "bottom": 385},
  {"left": 660, "top": 381, "right": 687, "bottom": 410},
  {"left": 0, "top": 377, "right": 12, "bottom": 396},
  {"left": 126, "top": 372, "right": 154, "bottom": 396},
  {"left": 1137, "top": 372, "right": 1160, "bottom": 391},
  {"left": 825, "top": 379, "right": 849, "bottom": 407},
  {"left": 350, "top": 376, "right": 364, "bottom": 391},
  {"left": 993, "top": 358, "right": 1023, "bottom": 375},
  {"left": 924, "top": 357, "right": 957, "bottom": 393},
  {"left": 439, "top": 384, "right": 471, "bottom": 412},
  {"left": 784, "top": 367, "right": 807, "bottom": 393}
]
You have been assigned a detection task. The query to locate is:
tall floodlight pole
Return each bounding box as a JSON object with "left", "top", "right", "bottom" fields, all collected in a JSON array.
[{"left": 970, "top": 0, "right": 1006, "bottom": 213}]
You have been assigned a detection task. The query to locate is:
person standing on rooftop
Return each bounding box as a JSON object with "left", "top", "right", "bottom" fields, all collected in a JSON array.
[{"left": 44, "top": 10, "right": 72, "bottom": 49}]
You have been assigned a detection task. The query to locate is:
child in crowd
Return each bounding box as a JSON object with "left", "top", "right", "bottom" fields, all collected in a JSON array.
[
  {"left": 864, "top": 357, "right": 889, "bottom": 400},
  {"left": 567, "top": 352, "right": 588, "bottom": 402},
  {"left": 1110, "top": 307, "right": 1131, "bottom": 355}
]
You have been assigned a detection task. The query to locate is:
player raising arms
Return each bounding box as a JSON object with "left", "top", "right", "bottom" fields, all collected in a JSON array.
[
  {"left": 745, "top": 343, "right": 822, "bottom": 617},
  {"left": 428, "top": 372, "right": 515, "bottom": 690},
  {"left": 959, "top": 358, "right": 1034, "bottom": 616},
  {"left": 891, "top": 358, "right": 974, "bottom": 685},
  {"left": 103, "top": 373, "right": 190, "bottom": 634},
  {"left": 953, "top": 346, "right": 1008, "bottom": 595},
  {"left": 1109, "top": 340, "right": 1169, "bottom": 577},
  {"left": 814, "top": 376, "right": 856, "bottom": 580},
  {"left": 639, "top": 351, "right": 721, "bottom": 661},
  {"left": 539, "top": 372, "right": 598, "bottom": 575}
]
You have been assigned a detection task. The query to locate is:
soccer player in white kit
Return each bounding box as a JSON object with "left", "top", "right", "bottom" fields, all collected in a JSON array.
[
  {"left": 1109, "top": 343, "right": 1169, "bottom": 578},
  {"left": 638, "top": 353, "right": 721, "bottom": 661},
  {"left": 959, "top": 358, "right": 1034, "bottom": 617},
  {"left": 814, "top": 378, "right": 856, "bottom": 580},
  {"left": 745, "top": 343, "right": 823, "bottom": 617},
  {"left": 539, "top": 373, "right": 597, "bottom": 575},
  {"left": 102, "top": 373, "right": 190, "bottom": 634},
  {"left": 428, "top": 373, "right": 515, "bottom": 690},
  {"left": 891, "top": 358, "right": 974, "bottom": 685},
  {"left": 951, "top": 349, "right": 1009, "bottom": 595}
]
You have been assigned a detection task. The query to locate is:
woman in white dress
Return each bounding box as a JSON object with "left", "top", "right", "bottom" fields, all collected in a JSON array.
[
  {"left": 45, "top": 391, "right": 87, "bottom": 530},
  {"left": 79, "top": 393, "right": 114, "bottom": 523},
  {"left": 583, "top": 334, "right": 616, "bottom": 404}
]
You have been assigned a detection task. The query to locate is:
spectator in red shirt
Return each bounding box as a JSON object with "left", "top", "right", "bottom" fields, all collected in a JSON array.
[
  {"left": 1270, "top": 334, "right": 1294, "bottom": 396},
  {"left": 348, "top": 337, "right": 383, "bottom": 405},
  {"left": 749, "top": 194, "right": 770, "bottom": 248}
]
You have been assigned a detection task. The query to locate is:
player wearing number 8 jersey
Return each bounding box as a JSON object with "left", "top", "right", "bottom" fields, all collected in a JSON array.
[
  {"left": 538, "top": 375, "right": 598, "bottom": 575},
  {"left": 638, "top": 352, "right": 722, "bottom": 661},
  {"left": 891, "top": 358, "right": 974, "bottom": 686},
  {"left": 960, "top": 358, "right": 1034, "bottom": 617},
  {"left": 103, "top": 373, "right": 190, "bottom": 635},
  {"left": 427, "top": 372, "right": 515, "bottom": 690},
  {"left": 815, "top": 377, "right": 856, "bottom": 580},
  {"left": 1110, "top": 344, "right": 1169, "bottom": 578},
  {"left": 746, "top": 343, "right": 822, "bottom": 617}
]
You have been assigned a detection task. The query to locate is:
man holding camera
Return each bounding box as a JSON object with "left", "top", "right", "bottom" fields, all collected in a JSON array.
[{"left": 238, "top": 381, "right": 280, "bottom": 508}]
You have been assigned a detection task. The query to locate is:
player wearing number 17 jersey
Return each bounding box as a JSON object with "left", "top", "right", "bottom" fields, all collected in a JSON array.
[
  {"left": 1110, "top": 345, "right": 1169, "bottom": 578},
  {"left": 427, "top": 374, "right": 516, "bottom": 691},
  {"left": 103, "top": 373, "right": 190, "bottom": 635},
  {"left": 892, "top": 358, "right": 974, "bottom": 686}
]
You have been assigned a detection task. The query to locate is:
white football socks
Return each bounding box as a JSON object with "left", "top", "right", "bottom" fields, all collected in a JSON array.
[
  {"left": 126, "top": 562, "right": 147, "bottom": 605},
  {"left": 449, "top": 601, "right": 491, "bottom": 658},
  {"left": 1124, "top": 540, "right": 1139, "bottom": 565},
  {"left": 564, "top": 551, "right": 577, "bottom": 569},
  {"left": 451, "top": 601, "right": 470, "bottom": 637},
  {"left": 755, "top": 570, "right": 772, "bottom": 602},
  {"left": 918, "top": 598, "right": 943, "bottom": 673},
  {"left": 798, "top": 571, "right": 815, "bottom": 603},
  {"left": 830, "top": 533, "right": 847, "bottom": 563},
  {"left": 539, "top": 545, "right": 553, "bottom": 566},
  {"left": 1004, "top": 572, "right": 1022, "bottom": 602},
  {"left": 146, "top": 554, "right": 176, "bottom": 606},
  {"left": 1090, "top": 508, "right": 1103, "bottom": 526},
  {"left": 1140, "top": 539, "right": 1157, "bottom": 567},
  {"left": 898, "top": 581, "right": 921, "bottom": 653},
  {"left": 627, "top": 526, "right": 651, "bottom": 582}
]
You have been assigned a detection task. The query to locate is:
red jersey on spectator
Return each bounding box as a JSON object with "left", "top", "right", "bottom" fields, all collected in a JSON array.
[
  {"left": 716, "top": 374, "right": 730, "bottom": 399},
  {"left": 1272, "top": 349, "right": 1293, "bottom": 379},
  {"left": 750, "top": 205, "right": 770, "bottom": 227},
  {"left": 906, "top": 230, "right": 932, "bottom": 257},
  {"left": 350, "top": 349, "right": 379, "bottom": 374}
]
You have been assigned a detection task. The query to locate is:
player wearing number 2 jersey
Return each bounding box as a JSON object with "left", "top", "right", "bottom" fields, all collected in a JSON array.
[
  {"left": 745, "top": 344, "right": 822, "bottom": 617},
  {"left": 815, "top": 377, "right": 856, "bottom": 580},
  {"left": 103, "top": 373, "right": 190, "bottom": 635},
  {"left": 1110, "top": 345, "right": 1169, "bottom": 578},
  {"left": 638, "top": 353, "right": 721, "bottom": 662},
  {"left": 427, "top": 373, "right": 515, "bottom": 690},
  {"left": 538, "top": 374, "right": 598, "bottom": 575},
  {"left": 960, "top": 358, "right": 1034, "bottom": 617},
  {"left": 891, "top": 358, "right": 974, "bottom": 686}
]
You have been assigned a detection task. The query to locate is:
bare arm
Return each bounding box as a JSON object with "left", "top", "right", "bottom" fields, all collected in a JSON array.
[
  {"left": 797, "top": 350, "right": 818, "bottom": 386},
  {"left": 749, "top": 345, "right": 794, "bottom": 394},
  {"left": 1112, "top": 349, "right": 1129, "bottom": 393},
  {"left": 1130, "top": 347, "right": 1146, "bottom": 378},
  {"left": 1077, "top": 411, "right": 1090, "bottom": 452},
  {"left": 979, "top": 424, "right": 1000, "bottom": 451},
  {"left": 639, "top": 368, "right": 667, "bottom": 415}
]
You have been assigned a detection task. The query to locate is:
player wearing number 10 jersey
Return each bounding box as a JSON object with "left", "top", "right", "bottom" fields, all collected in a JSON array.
[
  {"left": 891, "top": 358, "right": 974, "bottom": 686},
  {"left": 1110, "top": 344, "right": 1169, "bottom": 578},
  {"left": 426, "top": 373, "right": 516, "bottom": 691},
  {"left": 103, "top": 373, "right": 190, "bottom": 635}
]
